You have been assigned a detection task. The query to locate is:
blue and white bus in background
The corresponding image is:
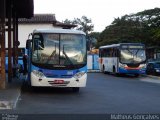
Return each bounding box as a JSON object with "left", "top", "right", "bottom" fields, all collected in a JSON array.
[
  {"left": 99, "top": 43, "right": 146, "bottom": 76},
  {"left": 26, "top": 28, "right": 87, "bottom": 92},
  {"left": 5, "top": 47, "right": 26, "bottom": 73}
]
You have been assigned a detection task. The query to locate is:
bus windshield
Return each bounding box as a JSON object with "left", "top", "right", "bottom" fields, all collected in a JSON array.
[
  {"left": 120, "top": 48, "right": 146, "bottom": 64},
  {"left": 32, "top": 33, "right": 86, "bottom": 68}
]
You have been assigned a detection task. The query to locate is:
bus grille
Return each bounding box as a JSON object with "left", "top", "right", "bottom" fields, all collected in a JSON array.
[
  {"left": 61, "top": 75, "right": 73, "bottom": 78},
  {"left": 45, "top": 75, "right": 59, "bottom": 78},
  {"left": 127, "top": 64, "right": 140, "bottom": 67},
  {"left": 45, "top": 75, "right": 73, "bottom": 78}
]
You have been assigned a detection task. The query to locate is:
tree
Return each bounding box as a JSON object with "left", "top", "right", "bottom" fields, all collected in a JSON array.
[
  {"left": 73, "top": 16, "right": 94, "bottom": 50},
  {"left": 63, "top": 19, "right": 73, "bottom": 24},
  {"left": 89, "top": 32, "right": 100, "bottom": 49},
  {"left": 63, "top": 16, "right": 95, "bottom": 50},
  {"left": 73, "top": 16, "right": 94, "bottom": 35},
  {"left": 63, "top": 16, "right": 94, "bottom": 35},
  {"left": 97, "top": 8, "right": 160, "bottom": 47}
]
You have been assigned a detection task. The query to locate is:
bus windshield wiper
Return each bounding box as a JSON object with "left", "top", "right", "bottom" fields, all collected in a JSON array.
[
  {"left": 46, "top": 44, "right": 56, "bottom": 64},
  {"left": 63, "top": 45, "right": 74, "bottom": 66},
  {"left": 135, "top": 49, "right": 140, "bottom": 56},
  {"left": 127, "top": 49, "right": 141, "bottom": 63}
]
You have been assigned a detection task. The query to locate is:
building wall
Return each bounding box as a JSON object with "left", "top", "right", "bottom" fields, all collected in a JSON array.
[
  {"left": 18, "top": 24, "right": 60, "bottom": 47},
  {"left": 5, "top": 23, "right": 61, "bottom": 48}
]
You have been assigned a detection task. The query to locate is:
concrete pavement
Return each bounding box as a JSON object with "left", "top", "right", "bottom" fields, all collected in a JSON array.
[
  {"left": 145, "top": 74, "right": 160, "bottom": 79},
  {"left": 140, "top": 74, "right": 160, "bottom": 84},
  {"left": 0, "top": 75, "right": 23, "bottom": 109},
  {"left": 15, "top": 73, "right": 160, "bottom": 114},
  {"left": 0, "top": 72, "right": 160, "bottom": 110}
]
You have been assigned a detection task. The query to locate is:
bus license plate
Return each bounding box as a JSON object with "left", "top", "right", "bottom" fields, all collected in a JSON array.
[{"left": 53, "top": 80, "right": 64, "bottom": 84}]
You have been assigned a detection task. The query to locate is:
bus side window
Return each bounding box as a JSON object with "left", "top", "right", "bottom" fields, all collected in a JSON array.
[
  {"left": 103, "top": 49, "right": 106, "bottom": 57},
  {"left": 106, "top": 49, "right": 108, "bottom": 57},
  {"left": 101, "top": 49, "right": 103, "bottom": 57},
  {"left": 112, "top": 48, "right": 117, "bottom": 57},
  {"left": 99, "top": 49, "right": 103, "bottom": 57},
  {"left": 111, "top": 48, "right": 113, "bottom": 57},
  {"left": 109, "top": 48, "right": 112, "bottom": 57},
  {"left": 117, "top": 49, "right": 120, "bottom": 57},
  {"left": 104, "top": 49, "right": 106, "bottom": 57}
]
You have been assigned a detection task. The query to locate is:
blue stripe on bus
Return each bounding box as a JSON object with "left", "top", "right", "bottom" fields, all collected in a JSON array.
[
  {"left": 31, "top": 65, "right": 87, "bottom": 78},
  {"left": 118, "top": 68, "right": 146, "bottom": 74}
]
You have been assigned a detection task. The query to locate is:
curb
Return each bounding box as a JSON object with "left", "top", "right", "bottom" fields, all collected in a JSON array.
[
  {"left": 142, "top": 74, "right": 160, "bottom": 80},
  {"left": 0, "top": 76, "right": 23, "bottom": 110},
  {"left": 0, "top": 87, "right": 21, "bottom": 110}
]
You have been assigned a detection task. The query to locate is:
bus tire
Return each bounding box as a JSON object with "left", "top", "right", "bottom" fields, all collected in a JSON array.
[
  {"left": 22, "top": 80, "right": 33, "bottom": 92},
  {"left": 113, "top": 66, "right": 119, "bottom": 76},
  {"left": 72, "top": 87, "right": 80, "bottom": 93},
  {"left": 113, "top": 66, "right": 116, "bottom": 74}
]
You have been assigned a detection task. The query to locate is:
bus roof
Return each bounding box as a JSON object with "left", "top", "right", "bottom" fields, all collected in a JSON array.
[
  {"left": 99, "top": 43, "right": 145, "bottom": 49},
  {"left": 33, "top": 28, "right": 86, "bottom": 35}
]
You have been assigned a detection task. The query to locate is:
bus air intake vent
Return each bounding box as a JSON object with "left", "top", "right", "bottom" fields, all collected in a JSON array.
[
  {"left": 61, "top": 75, "right": 73, "bottom": 78},
  {"left": 45, "top": 75, "right": 59, "bottom": 78}
]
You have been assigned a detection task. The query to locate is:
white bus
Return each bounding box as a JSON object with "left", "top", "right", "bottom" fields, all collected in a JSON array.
[
  {"left": 26, "top": 28, "right": 87, "bottom": 92},
  {"left": 99, "top": 43, "right": 146, "bottom": 76}
]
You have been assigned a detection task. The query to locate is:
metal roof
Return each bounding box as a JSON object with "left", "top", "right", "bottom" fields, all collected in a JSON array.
[
  {"left": 8, "top": 0, "right": 34, "bottom": 18},
  {"left": 18, "top": 14, "right": 77, "bottom": 29},
  {"left": 18, "top": 14, "right": 56, "bottom": 24},
  {"left": 55, "top": 21, "right": 77, "bottom": 29}
]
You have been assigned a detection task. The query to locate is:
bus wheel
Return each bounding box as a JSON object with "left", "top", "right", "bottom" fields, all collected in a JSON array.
[
  {"left": 22, "top": 80, "right": 33, "bottom": 92},
  {"left": 113, "top": 66, "right": 116, "bottom": 74},
  {"left": 113, "top": 66, "right": 119, "bottom": 76},
  {"left": 72, "top": 87, "right": 80, "bottom": 92}
]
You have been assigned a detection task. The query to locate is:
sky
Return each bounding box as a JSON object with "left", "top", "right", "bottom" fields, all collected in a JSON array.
[{"left": 34, "top": 0, "right": 160, "bottom": 32}]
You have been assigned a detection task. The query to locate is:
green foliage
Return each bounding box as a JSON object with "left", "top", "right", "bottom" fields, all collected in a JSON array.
[
  {"left": 97, "top": 8, "right": 160, "bottom": 48},
  {"left": 73, "top": 16, "right": 94, "bottom": 35},
  {"left": 63, "top": 16, "right": 94, "bottom": 35},
  {"left": 86, "top": 32, "right": 100, "bottom": 49},
  {"left": 89, "top": 32, "right": 100, "bottom": 40},
  {"left": 63, "top": 16, "right": 95, "bottom": 50},
  {"left": 63, "top": 19, "right": 73, "bottom": 24}
]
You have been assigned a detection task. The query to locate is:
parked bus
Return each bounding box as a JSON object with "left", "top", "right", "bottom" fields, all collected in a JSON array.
[
  {"left": 5, "top": 47, "right": 26, "bottom": 73},
  {"left": 99, "top": 43, "right": 146, "bottom": 76},
  {"left": 26, "top": 28, "right": 87, "bottom": 92}
]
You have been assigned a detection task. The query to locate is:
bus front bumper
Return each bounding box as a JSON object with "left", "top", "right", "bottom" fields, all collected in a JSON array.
[{"left": 30, "top": 72, "right": 87, "bottom": 87}]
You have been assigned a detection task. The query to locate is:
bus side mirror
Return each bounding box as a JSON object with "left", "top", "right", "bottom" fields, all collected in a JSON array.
[{"left": 26, "top": 39, "right": 32, "bottom": 49}]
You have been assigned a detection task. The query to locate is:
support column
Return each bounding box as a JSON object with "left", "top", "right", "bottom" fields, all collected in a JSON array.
[
  {"left": 0, "top": 0, "right": 6, "bottom": 89},
  {"left": 13, "top": 12, "right": 16, "bottom": 65},
  {"left": 8, "top": 0, "right": 12, "bottom": 82},
  {"left": 15, "top": 16, "right": 18, "bottom": 64}
]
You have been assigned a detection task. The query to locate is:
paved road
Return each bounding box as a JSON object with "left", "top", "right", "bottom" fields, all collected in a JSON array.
[{"left": 2, "top": 73, "right": 160, "bottom": 114}]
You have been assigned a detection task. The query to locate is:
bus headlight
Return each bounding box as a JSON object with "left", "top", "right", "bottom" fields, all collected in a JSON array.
[
  {"left": 32, "top": 70, "right": 45, "bottom": 78},
  {"left": 155, "top": 68, "right": 160, "bottom": 72},
  {"left": 140, "top": 64, "right": 146, "bottom": 69},
  {"left": 74, "top": 72, "right": 85, "bottom": 79},
  {"left": 119, "top": 63, "right": 126, "bottom": 68}
]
